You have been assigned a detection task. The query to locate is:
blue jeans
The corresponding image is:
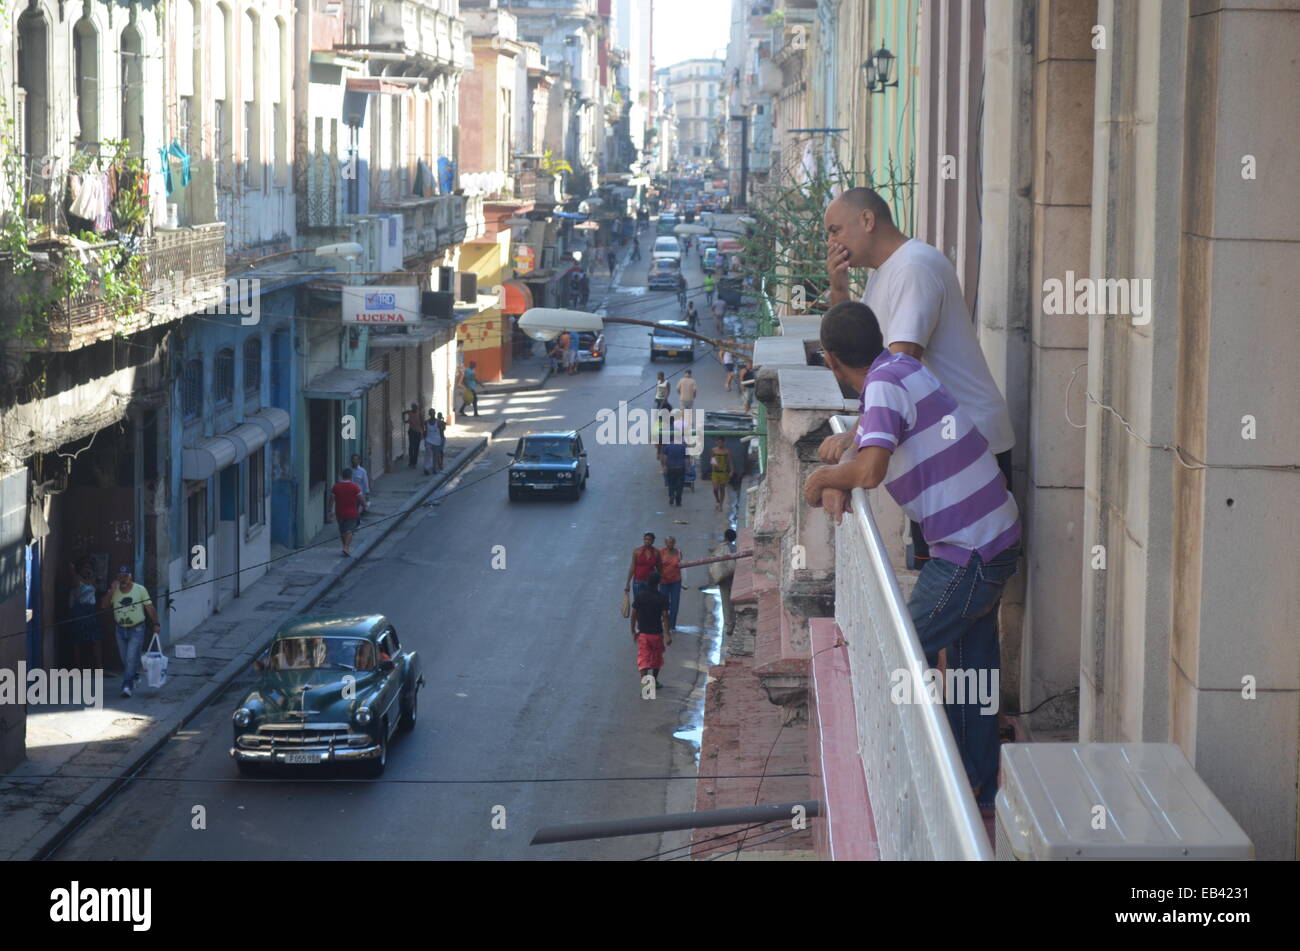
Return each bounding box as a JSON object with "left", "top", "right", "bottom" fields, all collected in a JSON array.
[
  {"left": 115, "top": 623, "right": 147, "bottom": 689},
  {"left": 907, "top": 545, "right": 1021, "bottom": 807},
  {"left": 632, "top": 580, "right": 649, "bottom": 600},
  {"left": 661, "top": 580, "right": 682, "bottom": 630}
]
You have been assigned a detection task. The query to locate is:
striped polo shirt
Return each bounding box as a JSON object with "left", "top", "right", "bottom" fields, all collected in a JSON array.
[{"left": 855, "top": 352, "right": 1020, "bottom": 564}]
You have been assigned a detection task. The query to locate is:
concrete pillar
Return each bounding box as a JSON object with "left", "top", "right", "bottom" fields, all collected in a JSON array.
[{"left": 1084, "top": 0, "right": 1300, "bottom": 858}]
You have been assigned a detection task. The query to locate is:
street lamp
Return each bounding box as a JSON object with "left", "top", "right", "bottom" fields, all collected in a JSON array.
[{"left": 864, "top": 45, "right": 898, "bottom": 94}]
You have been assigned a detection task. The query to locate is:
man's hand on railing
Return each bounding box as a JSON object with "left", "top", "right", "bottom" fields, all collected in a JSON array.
[
  {"left": 819, "top": 487, "right": 854, "bottom": 524},
  {"left": 818, "top": 431, "right": 857, "bottom": 464}
]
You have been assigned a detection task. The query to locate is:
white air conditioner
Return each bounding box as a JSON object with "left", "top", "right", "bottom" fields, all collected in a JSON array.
[{"left": 995, "top": 743, "right": 1253, "bottom": 860}]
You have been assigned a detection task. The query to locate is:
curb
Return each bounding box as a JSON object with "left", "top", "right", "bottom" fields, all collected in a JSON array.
[{"left": 19, "top": 421, "right": 506, "bottom": 861}]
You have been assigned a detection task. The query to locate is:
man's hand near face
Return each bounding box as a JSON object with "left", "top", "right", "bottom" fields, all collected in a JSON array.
[{"left": 827, "top": 240, "right": 852, "bottom": 305}]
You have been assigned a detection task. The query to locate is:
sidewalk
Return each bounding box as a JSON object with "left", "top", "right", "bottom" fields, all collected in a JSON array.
[
  {"left": 479, "top": 348, "right": 551, "bottom": 395},
  {"left": 0, "top": 416, "right": 505, "bottom": 861}
]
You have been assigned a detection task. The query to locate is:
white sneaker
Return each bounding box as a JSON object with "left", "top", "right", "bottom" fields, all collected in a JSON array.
[{"left": 121, "top": 685, "right": 132, "bottom": 698}]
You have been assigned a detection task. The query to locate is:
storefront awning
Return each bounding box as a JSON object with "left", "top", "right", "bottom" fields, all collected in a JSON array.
[
  {"left": 501, "top": 281, "right": 533, "bottom": 316},
  {"left": 181, "top": 408, "right": 293, "bottom": 481},
  {"left": 302, "top": 367, "right": 389, "bottom": 400}
]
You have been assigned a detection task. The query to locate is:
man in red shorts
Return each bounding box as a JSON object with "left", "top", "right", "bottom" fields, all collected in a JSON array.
[
  {"left": 630, "top": 572, "right": 671, "bottom": 691},
  {"left": 331, "top": 468, "right": 364, "bottom": 557}
]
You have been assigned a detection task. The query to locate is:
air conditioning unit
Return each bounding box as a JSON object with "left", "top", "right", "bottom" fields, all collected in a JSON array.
[{"left": 995, "top": 743, "right": 1253, "bottom": 861}]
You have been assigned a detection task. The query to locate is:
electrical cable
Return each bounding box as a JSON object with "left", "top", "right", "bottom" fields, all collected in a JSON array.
[
  {"left": 634, "top": 820, "right": 771, "bottom": 862},
  {"left": 0, "top": 771, "right": 812, "bottom": 788}
]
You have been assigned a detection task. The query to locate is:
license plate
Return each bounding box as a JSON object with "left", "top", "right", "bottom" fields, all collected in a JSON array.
[
  {"left": 532, "top": 484, "right": 553, "bottom": 490},
  {"left": 667, "top": 350, "right": 678, "bottom": 356},
  {"left": 284, "top": 752, "right": 323, "bottom": 764}
]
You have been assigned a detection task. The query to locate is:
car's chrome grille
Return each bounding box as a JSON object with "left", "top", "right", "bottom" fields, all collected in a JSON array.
[{"left": 239, "top": 724, "right": 368, "bottom": 749}]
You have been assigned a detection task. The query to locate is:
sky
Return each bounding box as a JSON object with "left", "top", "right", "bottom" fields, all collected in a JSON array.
[{"left": 653, "top": 0, "right": 732, "bottom": 70}]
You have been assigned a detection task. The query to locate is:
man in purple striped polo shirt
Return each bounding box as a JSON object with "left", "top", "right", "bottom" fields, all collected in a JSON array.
[{"left": 803, "top": 301, "right": 1021, "bottom": 815}]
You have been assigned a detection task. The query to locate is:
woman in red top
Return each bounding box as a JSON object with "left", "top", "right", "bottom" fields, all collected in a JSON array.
[
  {"left": 658, "top": 537, "right": 684, "bottom": 632},
  {"left": 624, "top": 533, "right": 661, "bottom": 600}
]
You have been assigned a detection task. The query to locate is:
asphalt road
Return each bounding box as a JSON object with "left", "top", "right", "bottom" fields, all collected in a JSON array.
[{"left": 50, "top": 235, "right": 750, "bottom": 861}]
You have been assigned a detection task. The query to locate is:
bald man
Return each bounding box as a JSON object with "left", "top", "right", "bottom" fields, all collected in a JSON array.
[{"left": 822, "top": 187, "right": 1014, "bottom": 564}]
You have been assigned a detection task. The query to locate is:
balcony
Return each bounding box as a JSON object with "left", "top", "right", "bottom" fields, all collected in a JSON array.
[
  {"left": 368, "top": 193, "right": 483, "bottom": 260},
  {"left": 369, "top": 0, "right": 465, "bottom": 70},
  {"left": 0, "top": 223, "right": 227, "bottom": 352}
]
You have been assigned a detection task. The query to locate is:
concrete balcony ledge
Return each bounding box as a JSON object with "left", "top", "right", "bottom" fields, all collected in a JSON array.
[
  {"left": 752, "top": 335, "right": 809, "bottom": 369},
  {"left": 777, "top": 315, "right": 822, "bottom": 340},
  {"left": 808, "top": 617, "right": 879, "bottom": 860}
]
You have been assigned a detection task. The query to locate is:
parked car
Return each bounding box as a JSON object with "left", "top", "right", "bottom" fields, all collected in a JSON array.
[
  {"left": 230, "top": 614, "right": 423, "bottom": 778},
  {"left": 508, "top": 431, "right": 590, "bottom": 500},
  {"left": 576, "top": 331, "right": 605, "bottom": 369},
  {"left": 702, "top": 248, "right": 719, "bottom": 274},
  {"left": 648, "top": 258, "right": 681, "bottom": 290},
  {"left": 697, "top": 235, "right": 717, "bottom": 253},
  {"left": 650, "top": 319, "right": 696, "bottom": 361},
  {"left": 656, "top": 214, "right": 679, "bottom": 236}
]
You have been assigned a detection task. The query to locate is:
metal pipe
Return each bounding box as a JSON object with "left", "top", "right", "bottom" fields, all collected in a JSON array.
[
  {"left": 530, "top": 800, "right": 820, "bottom": 845},
  {"left": 677, "top": 550, "right": 753, "bottom": 569}
]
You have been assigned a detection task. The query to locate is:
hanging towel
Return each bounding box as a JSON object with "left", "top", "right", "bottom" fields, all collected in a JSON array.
[{"left": 166, "top": 139, "right": 192, "bottom": 192}]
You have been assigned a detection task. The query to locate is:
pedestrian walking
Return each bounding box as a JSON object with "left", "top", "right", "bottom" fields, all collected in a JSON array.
[
  {"left": 349, "top": 453, "right": 371, "bottom": 520},
  {"left": 631, "top": 239, "right": 641, "bottom": 262},
  {"left": 739, "top": 362, "right": 758, "bottom": 411},
  {"left": 662, "top": 440, "right": 687, "bottom": 507},
  {"left": 675, "top": 370, "right": 697, "bottom": 411},
  {"left": 403, "top": 402, "right": 423, "bottom": 468},
  {"left": 703, "top": 274, "right": 715, "bottom": 306},
  {"left": 804, "top": 300, "right": 1020, "bottom": 816},
  {"left": 607, "top": 249, "right": 617, "bottom": 275},
  {"left": 458, "top": 362, "right": 480, "bottom": 416},
  {"left": 824, "top": 187, "right": 1014, "bottom": 568},
  {"left": 658, "top": 537, "right": 685, "bottom": 631},
  {"left": 423, "top": 410, "right": 445, "bottom": 474},
  {"left": 721, "top": 348, "right": 736, "bottom": 390},
  {"left": 654, "top": 371, "right": 669, "bottom": 409},
  {"left": 331, "top": 469, "right": 364, "bottom": 557},
  {"left": 100, "top": 565, "right": 160, "bottom": 698},
  {"left": 624, "top": 532, "right": 661, "bottom": 601},
  {"left": 676, "top": 273, "right": 687, "bottom": 310},
  {"left": 685, "top": 301, "right": 698, "bottom": 329},
  {"left": 67, "top": 558, "right": 102, "bottom": 670},
  {"left": 630, "top": 571, "right": 671, "bottom": 690},
  {"left": 566, "top": 329, "right": 580, "bottom": 375},
  {"left": 709, "top": 437, "right": 733, "bottom": 512},
  {"left": 712, "top": 296, "right": 727, "bottom": 337}
]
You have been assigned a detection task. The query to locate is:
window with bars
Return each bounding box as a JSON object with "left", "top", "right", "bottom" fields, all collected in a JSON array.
[
  {"left": 186, "top": 484, "right": 208, "bottom": 563},
  {"left": 247, "top": 448, "right": 265, "bottom": 528},
  {"left": 244, "top": 337, "right": 262, "bottom": 394},
  {"left": 183, "top": 358, "right": 203, "bottom": 420},
  {"left": 215, "top": 348, "right": 234, "bottom": 404}
]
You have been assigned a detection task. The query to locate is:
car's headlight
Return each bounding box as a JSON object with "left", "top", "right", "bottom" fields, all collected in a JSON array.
[
  {"left": 233, "top": 707, "right": 254, "bottom": 728},
  {"left": 558, "top": 472, "right": 573, "bottom": 480},
  {"left": 354, "top": 706, "right": 373, "bottom": 727},
  {"left": 511, "top": 471, "right": 525, "bottom": 480}
]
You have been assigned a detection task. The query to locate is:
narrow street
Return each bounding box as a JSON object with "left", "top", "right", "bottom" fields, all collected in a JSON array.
[{"left": 48, "top": 240, "right": 744, "bottom": 861}]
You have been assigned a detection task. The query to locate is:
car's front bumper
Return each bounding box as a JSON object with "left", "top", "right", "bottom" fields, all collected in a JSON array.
[{"left": 230, "top": 744, "right": 382, "bottom": 764}]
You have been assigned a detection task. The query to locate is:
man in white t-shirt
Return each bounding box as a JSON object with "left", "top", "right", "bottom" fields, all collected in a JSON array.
[{"left": 823, "top": 187, "right": 1015, "bottom": 564}]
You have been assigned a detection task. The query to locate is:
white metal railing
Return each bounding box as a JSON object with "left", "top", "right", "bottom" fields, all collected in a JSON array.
[{"left": 829, "top": 415, "right": 993, "bottom": 860}]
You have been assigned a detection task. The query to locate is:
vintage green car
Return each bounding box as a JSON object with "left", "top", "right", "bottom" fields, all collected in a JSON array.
[{"left": 230, "top": 614, "right": 423, "bottom": 777}]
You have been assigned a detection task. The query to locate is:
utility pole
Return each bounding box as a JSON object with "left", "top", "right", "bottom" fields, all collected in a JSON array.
[{"left": 729, "top": 114, "right": 749, "bottom": 210}]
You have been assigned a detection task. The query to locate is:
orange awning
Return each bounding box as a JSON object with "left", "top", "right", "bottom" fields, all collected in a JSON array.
[{"left": 501, "top": 280, "right": 534, "bottom": 315}]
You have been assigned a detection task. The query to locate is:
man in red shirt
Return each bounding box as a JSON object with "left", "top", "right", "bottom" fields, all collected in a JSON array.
[{"left": 331, "top": 468, "right": 364, "bottom": 556}]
